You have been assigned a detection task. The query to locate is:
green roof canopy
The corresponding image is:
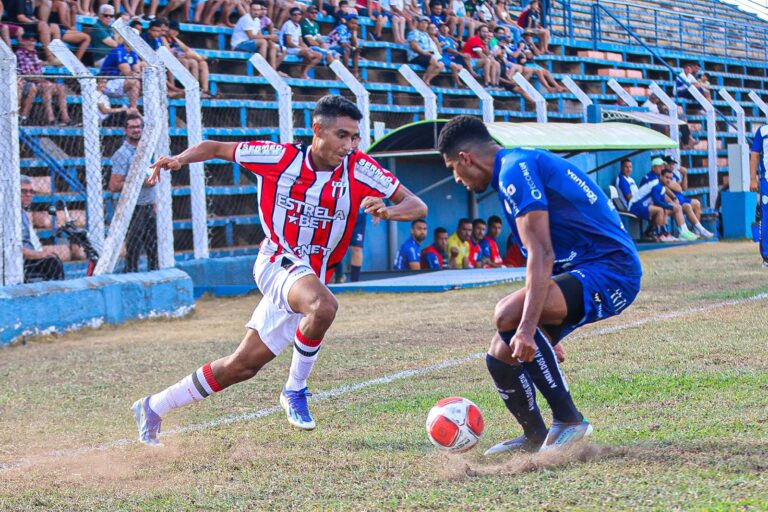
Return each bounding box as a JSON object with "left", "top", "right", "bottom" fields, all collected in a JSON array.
[{"left": 368, "top": 120, "right": 677, "bottom": 157}]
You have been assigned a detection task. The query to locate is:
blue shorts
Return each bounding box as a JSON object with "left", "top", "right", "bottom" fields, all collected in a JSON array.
[
  {"left": 629, "top": 201, "right": 651, "bottom": 221},
  {"left": 351, "top": 213, "right": 366, "bottom": 248},
  {"left": 554, "top": 257, "right": 642, "bottom": 342},
  {"left": 674, "top": 192, "right": 691, "bottom": 205}
]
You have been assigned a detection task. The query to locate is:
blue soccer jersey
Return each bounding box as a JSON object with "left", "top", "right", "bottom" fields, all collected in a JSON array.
[
  {"left": 633, "top": 171, "right": 674, "bottom": 210},
  {"left": 493, "top": 148, "right": 640, "bottom": 274},
  {"left": 393, "top": 237, "right": 421, "bottom": 270}
]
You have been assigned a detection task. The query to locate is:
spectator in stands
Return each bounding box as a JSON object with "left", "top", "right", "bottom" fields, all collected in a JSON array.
[
  {"left": 449, "top": 0, "right": 474, "bottom": 41},
  {"left": 468, "top": 217, "right": 486, "bottom": 267},
  {"left": 473, "top": 0, "right": 494, "bottom": 27},
  {"left": 428, "top": 22, "right": 462, "bottom": 87},
  {"left": 166, "top": 21, "right": 212, "bottom": 98},
  {"left": 420, "top": 226, "right": 448, "bottom": 269},
  {"left": 16, "top": 33, "right": 75, "bottom": 126},
  {"left": 87, "top": 4, "right": 118, "bottom": 66},
  {"left": 96, "top": 77, "right": 138, "bottom": 126},
  {"left": 256, "top": 1, "right": 284, "bottom": 68},
  {"left": 280, "top": 7, "right": 322, "bottom": 79},
  {"left": 662, "top": 155, "right": 714, "bottom": 238},
  {"left": 494, "top": 0, "right": 521, "bottom": 44},
  {"left": 462, "top": 24, "right": 500, "bottom": 89},
  {"left": 446, "top": 217, "right": 472, "bottom": 268},
  {"left": 519, "top": 46, "right": 566, "bottom": 92},
  {"left": 50, "top": 0, "right": 77, "bottom": 30},
  {"left": 355, "top": 0, "right": 385, "bottom": 41},
  {"left": 0, "top": 0, "right": 24, "bottom": 47},
  {"left": 698, "top": 72, "right": 713, "bottom": 95},
  {"left": 394, "top": 219, "right": 427, "bottom": 270},
  {"left": 403, "top": 0, "right": 423, "bottom": 29},
  {"left": 407, "top": 16, "right": 444, "bottom": 86},
  {"left": 616, "top": 158, "right": 664, "bottom": 242},
  {"left": 428, "top": 1, "right": 454, "bottom": 39},
  {"left": 99, "top": 35, "right": 141, "bottom": 112},
  {"left": 233, "top": 2, "right": 277, "bottom": 68},
  {"left": 159, "top": 0, "right": 192, "bottom": 22},
  {"left": 379, "top": 0, "right": 406, "bottom": 44},
  {"left": 20, "top": 175, "right": 65, "bottom": 282},
  {"left": 109, "top": 114, "right": 159, "bottom": 273},
  {"left": 480, "top": 214, "right": 503, "bottom": 267},
  {"left": 673, "top": 62, "right": 708, "bottom": 101},
  {"left": 140, "top": 17, "right": 188, "bottom": 100},
  {"left": 3, "top": 0, "right": 90, "bottom": 61},
  {"left": 388, "top": 0, "right": 413, "bottom": 38},
  {"left": 517, "top": 0, "right": 549, "bottom": 55}
]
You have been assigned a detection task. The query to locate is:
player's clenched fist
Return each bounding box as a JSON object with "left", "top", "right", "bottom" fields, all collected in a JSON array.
[
  {"left": 511, "top": 331, "right": 537, "bottom": 362},
  {"left": 361, "top": 196, "right": 390, "bottom": 220}
]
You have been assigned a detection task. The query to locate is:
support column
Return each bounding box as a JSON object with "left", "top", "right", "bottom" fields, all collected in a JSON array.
[
  {"left": 398, "top": 64, "right": 437, "bottom": 120},
  {"left": 513, "top": 72, "right": 548, "bottom": 122},
  {"left": 561, "top": 76, "right": 592, "bottom": 123},
  {"left": 330, "top": 60, "right": 370, "bottom": 151},
  {"left": 687, "top": 83, "right": 718, "bottom": 209},
  {"left": 459, "top": 69, "right": 493, "bottom": 122}
]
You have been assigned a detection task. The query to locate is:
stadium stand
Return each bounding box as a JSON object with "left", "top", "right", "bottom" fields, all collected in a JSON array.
[{"left": 14, "top": 0, "right": 768, "bottom": 274}]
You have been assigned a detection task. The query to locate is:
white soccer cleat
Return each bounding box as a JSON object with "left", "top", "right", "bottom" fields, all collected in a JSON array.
[
  {"left": 132, "top": 396, "right": 163, "bottom": 447},
  {"left": 484, "top": 434, "right": 543, "bottom": 456},
  {"left": 539, "top": 419, "right": 593, "bottom": 452},
  {"left": 280, "top": 387, "right": 316, "bottom": 430}
]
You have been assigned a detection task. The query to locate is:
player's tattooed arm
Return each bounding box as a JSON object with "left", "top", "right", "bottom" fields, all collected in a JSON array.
[
  {"left": 511, "top": 210, "right": 554, "bottom": 362},
  {"left": 150, "top": 141, "right": 239, "bottom": 182},
  {"left": 361, "top": 185, "right": 427, "bottom": 221}
]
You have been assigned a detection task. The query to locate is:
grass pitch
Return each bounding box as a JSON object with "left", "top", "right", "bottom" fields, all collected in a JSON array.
[{"left": 1, "top": 241, "right": 767, "bottom": 510}]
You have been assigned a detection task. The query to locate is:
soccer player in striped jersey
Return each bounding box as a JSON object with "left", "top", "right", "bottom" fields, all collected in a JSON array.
[{"left": 131, "top": 96, "right": 427, "bottom": 444}]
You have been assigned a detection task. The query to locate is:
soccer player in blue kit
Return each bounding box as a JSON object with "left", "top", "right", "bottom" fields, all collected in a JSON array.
[{"left": 437, "top": 116, "right": 643, "bottom": 453}]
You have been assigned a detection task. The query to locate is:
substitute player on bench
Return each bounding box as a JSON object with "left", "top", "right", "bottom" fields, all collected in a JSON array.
[
  {"left": 132, "top": 95, "right": 427, "bottom": 444},
  {"left": 438, "top": 115, "right": 642, "bottom": 453}
]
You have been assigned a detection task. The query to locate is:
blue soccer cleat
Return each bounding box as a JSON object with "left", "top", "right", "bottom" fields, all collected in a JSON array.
[
  {"left": 483, "top": 434, "right": 544, "bottom": 456},
  {"left": 280, "top": 387, "right": 316, "bottom": 430},
  {"left": 539, "top": 418, "right": 593, "bottom": 452},
  {"left": 132, "top": 395, "right": 163, "bottom": 446}
]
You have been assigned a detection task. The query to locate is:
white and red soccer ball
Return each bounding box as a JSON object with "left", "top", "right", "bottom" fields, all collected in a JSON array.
[{"left": 426, "top": 397, "right": 484, "bottom": 453}]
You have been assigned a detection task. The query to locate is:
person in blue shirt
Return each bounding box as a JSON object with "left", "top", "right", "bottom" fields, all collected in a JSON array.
[
  {"left": 661, "top": 155, "right": 714, "bottom": 238},
  {"left": 616, "top": 158, "right": 666, "bottom": 242},
  {"left": 638, "top": 157, "right": 698, "bottom": 241},
  {"left": 749, "top": 123, "right": 768, "bottom": 267},
  {"left": 99, "top": 39, "right": 141, "bottom": 111},
  {"left": 394, "top": 219, "right": 427, "bottom": 270},
  {"left": 437, "top": 115, "right": 642, "bottom": 454}
]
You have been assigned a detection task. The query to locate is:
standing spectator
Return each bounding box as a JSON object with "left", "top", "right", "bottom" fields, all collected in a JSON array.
[
  {"left": 16, "top": 32, "right": 74, "bottom": 126},
  {"left": 394, "top": 219, "right": 427, "bottom": 270},
  {"left": 108, "top": 114, "right": 159, "bottom": 273},
  {"left": 166, "top": 21, "right": 212, "bottom": 98},
  {"left": 480, "top": 214, "right": 504, "bottom": 267},
  {"left": 279, "top": 7, "right": 322, "bottom": 79},
  {"left": 302, "top": 5, "right": 338, "bottom": 65},
  {"left": 20, "top": 175, "right": 64, "bottom": 282},
  {"left": 100, "top": 38, "right": 142, "bottom": 124},
  {"left": 420, "top": 226, "right": 448, "bottom": 269},
  {"left": 87, "top": 4, "right": 118, "bottom": 66},
  {"left": 327, "top": 14, "right": 359, "bottom": 76},
  {"left": 462, "top": 24, "right": 500, "bottom": 88},
  {"left": 468, "top": 217, "right": 486, "bottom": 267},
  {"left": 517, "top": 0, "right": 549, "bottom": 55},
  {"left": 446, "top": 217, "right": 472, "bottom": 268},
  {"left": 407, "top": 16, "right": 444, "bottom": 86}
]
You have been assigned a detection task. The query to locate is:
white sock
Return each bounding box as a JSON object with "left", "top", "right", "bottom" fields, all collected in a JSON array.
[
  {"left": 694, "top": 222, "right": 705, "bottom": 232},
  {"left": 680, "top": 224, "right": 691, "bottom": 234},
  {"left": 285, "top": 330, "right": 322, "bottom": 391},
  {"left": 148, "top": 363, "right": 221, "bottom": 417}
]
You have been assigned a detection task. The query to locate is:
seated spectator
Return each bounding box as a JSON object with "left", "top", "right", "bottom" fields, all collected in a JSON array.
[
  {"left": 166, "top": 21, "right": 212, "bottom": 98},
  {"left": 0, "top": 0, "right": 24, "bottom": 48},
  {"left": 420, "top": 226, "right": 448, "bottom": 269},
  {"left": 99, "top": 36, "right": 141, "bottom": 112},
  {"left": 394, "top": 219, "right": 427, "bottom": 270},
  {"left": 356, "top": 0, "right": 385, "bottom": 41},
  {"left": 502, "top": 232, "right": 525, "bottom": 267},
  {"left": 473, "top": 0, "right": 494, "bottom": 27},
  {"left": 233, "top": 1, "right": 282, "bottom": 69},
  {"left": 407, "top": 16, "right": 444, "bottom": 85},
  {"left": 20, "top": 175, "right": 64, "bottom": 282},
  {"left": 435, "top": 22, "right": 470, "bottom": 87},
  {"left": 616, "top": 158, "right": 664, "bottom": 242},
  {"left": 449, "top": 0, "right": 475, "bottom": 42},
  {"left": 159, "top": 0, "right": 192, "bottom": 22},
  {"left": 493, "top": 0, "right": 522, "bottom": 44},
  {"left": 519, "top": 46, "right": 565, "bottom": 92},
  {"left": 468, "top": 218, "right": 486, "bottom": 267},
  {"left": 87, "top": 4, "right": 118, "bottom": 66},
  {"left": 673, "top": 62, "right": 709, "bottom": 101},
  {"left": 662, "top": 155, "right": 714, "bottom": 238},
  {"left": 380, "top": 0, "right": 406, "bottom": 44},
  {"left": 328, "top": 13, "right": 362, "bottom": 75},
  {"left": 256, "top": 1, "right": 284, "bottom": 68},
  {"left": 446, "top": 217, "right": 472, "bottom": 268},
  {"left": 517, "top": 0, "right": 549, "bottom": 55},
  {"left": 428, "top": 1, "right": 454, "bottom": 38},
  {"left": 480, "top": 214, "right": 504, "bottom": 267},
  {"left": 389, "top": 0, "right": 413, "bottom": 37},
  {"left": 96, "top": 77, "right": 138, "bottom": 126},
  {"left": 16, "top": 33, "right": 74, "bottom": 126},
  {"left": 698, "top": 72, "right": 713, "bottom": 95},
  {"left": 3, "top": 0, "right": 90, "bottom": 61},
  {"left": 201, "top": 0, "right": 239, "bottom": 26},
  {"left": 279, "top": 7, "right": 322, "bottom": 79},
  {"left": 462, "top": 24, "right": 500, "bottom": 89}
]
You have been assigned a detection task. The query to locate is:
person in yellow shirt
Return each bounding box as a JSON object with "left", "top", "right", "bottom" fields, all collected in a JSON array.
[{"left": 446, "top": 218, "right": 473, "bottom": 268}]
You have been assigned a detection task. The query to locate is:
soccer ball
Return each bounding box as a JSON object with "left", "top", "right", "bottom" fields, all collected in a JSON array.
[{"left": 426, "top": 397, "right": 484, "bottom": 453}]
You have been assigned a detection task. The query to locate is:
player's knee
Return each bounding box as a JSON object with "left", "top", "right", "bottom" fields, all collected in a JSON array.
[
  {"left": 493, "top": 303, "right": 517, "bottom": 332},
  {"left": 307, "top": 294, "right": 338, "bottom": 326}
]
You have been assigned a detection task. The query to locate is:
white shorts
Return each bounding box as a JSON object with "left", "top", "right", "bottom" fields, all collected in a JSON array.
[
  {"left": 104, "top": 78, "right": 127, "bottom": 98},
  {"left": 245, "top": 251, "right": 315, "bottom": 356}
]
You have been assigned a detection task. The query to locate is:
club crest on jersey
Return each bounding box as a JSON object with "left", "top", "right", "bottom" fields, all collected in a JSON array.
[{"left": 331, "top": 180, "right": 348, "bottom": 198}]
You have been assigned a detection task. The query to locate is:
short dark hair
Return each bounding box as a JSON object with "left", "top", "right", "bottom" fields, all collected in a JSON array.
[
  {"left": 458, "top": 217, "right": 472, "bottom": 227},
  {"left": 472, "top": 218, "right": 486, "bottom": 228},
  {"left": 487, "top": 215, "right": 502, "bottom": 225},
  {"left": 437, "top": 115, "right": 494, "bottom": 157},
  {"left": 412, "top": 219, "right": 427, "bottom": 227},
  {"left": 156, "top": 16, "right": 169, "bottom": 25},
  {"left": 149, "top": 20, "right": 163, "bottom": 29},
  {"left": 313, "top": 95, "right": 363, "bottom": 124},
  {"left": 434, "top": 227, "right": 448, "bottom": 237},
  {"left": 125, "top": 113, "right": 143, "bottom": 127},
  {"left": 252, "top": 0, "right": 265, "bottom": 5},
  {"left": 661, "top": 168, "right": 673, "bottom": 175},
  {"left": 620, "top": 158, "right": 631, "bottom": 166}
]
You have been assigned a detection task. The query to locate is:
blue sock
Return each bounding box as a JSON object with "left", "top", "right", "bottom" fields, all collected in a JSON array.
[
  {"left": 350, "top": 265, "right": 361, "bottom": 282},
  {"left": 521, "top": 329, "right": 582, "bottom": 424},
  {"left": 485, "top": 353, "right": 548, "bottom": 441}
]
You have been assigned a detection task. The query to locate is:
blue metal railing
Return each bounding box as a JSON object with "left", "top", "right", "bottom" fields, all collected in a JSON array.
[{"left": 19, "top": 129, "right": 87, "bottom": 196}]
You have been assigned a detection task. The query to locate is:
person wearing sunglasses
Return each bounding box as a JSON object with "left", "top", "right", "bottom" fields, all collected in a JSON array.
[{"left": 87, "top": 4, "right": 118, "bottom": 67}]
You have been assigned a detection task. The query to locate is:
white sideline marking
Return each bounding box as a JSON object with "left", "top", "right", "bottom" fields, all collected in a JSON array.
[{"left": 2, "top": 291, "right": 766, "bottom": 472}]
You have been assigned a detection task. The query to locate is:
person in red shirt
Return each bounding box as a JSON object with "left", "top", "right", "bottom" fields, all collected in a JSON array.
[
  {"left": 480, "top": 215, "right": 504, "bottom": 267},
  {"left": 420, "top": 226, "right": 449, "bottom": 269},
  {"left": 461, "top": 24, "right": 500, "bottom": 88},
  {"left": 516, "top": 0, "right": 550, "bottom": 55},
  {"left": 132, "top": 96, "right": 427, "bottom": 444},
  {"left": 468, "top": 218, "right": 486, "bottom": 268}
]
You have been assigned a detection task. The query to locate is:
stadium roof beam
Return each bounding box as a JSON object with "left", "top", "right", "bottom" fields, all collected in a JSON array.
[
  {"left": 458, "top": 69, "right": 493, "bottom": 122},
  {"left": 330, "top": 60, "right": 371, "bottom": 151},
  {"left": 719, "top": 87, "right": 750, "bottom": 192},
  {"left": 561, "top": 76, "right": 592, "bottom": 123},
  {"left": 686, "top": 83, "right": 718, "bottom": 210},
  {"left": 649, "top": 82, "right": 681, "bottom": 164},
  {"left": 247, "top": 53, "right": 294, "bottom": 144},
  {"left": 398, "top": 64, "right": 437, "bottom": 121},
  {"left": 513, "top": 72, "right": 547, "bottom": 123}
]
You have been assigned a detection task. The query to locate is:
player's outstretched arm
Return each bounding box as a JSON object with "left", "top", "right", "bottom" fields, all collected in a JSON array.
[
  {"left": 149, "top": 141, "right": 239, "bottom": 183},
  {"left": 362, "top": 184, "right": 427, "bottom": 221},
  {"left": 512, "top": 210, "right": 554, "bottom": 362}
]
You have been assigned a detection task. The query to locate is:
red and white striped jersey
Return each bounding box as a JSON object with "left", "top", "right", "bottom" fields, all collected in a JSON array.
[{"left": 233, "top": 141, "right": 401, "bottom": 283}]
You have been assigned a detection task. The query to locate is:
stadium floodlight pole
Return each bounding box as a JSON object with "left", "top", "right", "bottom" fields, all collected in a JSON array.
[
  {"left": 561, "top": 75, "right": 592, "bottom": 123},
  {"left": 607, "top": 78, "right": 638, "bottom": 107},
  {"left": 48, "top": 39, "right": 105, "bottom": 255},
  {"left": 330, "top": 60, "right": 371, "bottom": 151},
  {"left": 748, "top": 90, "right": 768, "bottom": 123},
  {"left": 719, "top": 87, "right": 750, "bottom": 192},
  {"left": 113, "top": 18, "right": 175, "bottom": 270},
  {"left": 513, "top": 72, "right": 547, "bottom": 122},
  {"left": 248, "top": 53, "right": 294, "bottom": 143},
  {"left": 458, "top": 69, "right": 493, "bottom": 122},
  {"left": 649, "top": 82, "right": 681, "bottom": 164},
  {"left": 157, "top": 46, "right": 209, "bottom": 259},
  {"left": 0, "top": 39, "right": 22, "bottom": 285},
  {"left": 397, "top": 64, "right": 437, "bottom": 120},
  {"left": 94, "top": 66, "right": 164, "bottom": 275},
  {"left": 687, "top": 83, "right": 718, "bottom": 209}
]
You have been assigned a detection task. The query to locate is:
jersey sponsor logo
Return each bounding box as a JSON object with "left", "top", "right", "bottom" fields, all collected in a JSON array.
[
  {"left": 534, "top": 351, "right": 558, "bottom": 389},
  {"left": 566, "top": 169, "right": 598, "bottom": 205},
  {"left": 237, "top": 142, "right": 286, "bottom": 162},
  {"left": 277, "top": 194, "right": 347, "bottom": 229},
  {"left": 519, "top": 161, "right": 542, "bottom": 200},
  {"left": 355, "top": 159, "right": 394, "bottom": 189},
  {"left": 505, "top": 183, "right": 516, "bottom": 197},
  {"left": 294, "top": 244, "right": 332, "bottom": 258},
  {"left": 609, "top": 288, "right": 628, "bottom": 313}
]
